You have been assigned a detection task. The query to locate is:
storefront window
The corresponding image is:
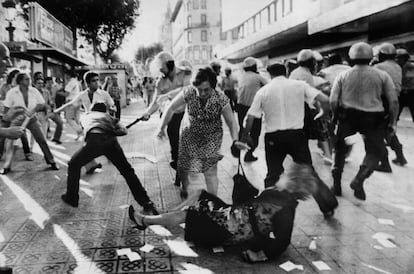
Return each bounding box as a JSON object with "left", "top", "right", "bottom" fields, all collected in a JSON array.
[{"left": 187, "top": 31, "right": 192, "bottom": 43}]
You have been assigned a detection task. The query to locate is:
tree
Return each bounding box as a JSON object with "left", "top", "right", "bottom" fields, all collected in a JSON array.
[
  {"left": 19, "top": 0, "right": 140, "bottom": 61},
  {"left": 134, "top": 43, "right": 164, "bottom": 64}
]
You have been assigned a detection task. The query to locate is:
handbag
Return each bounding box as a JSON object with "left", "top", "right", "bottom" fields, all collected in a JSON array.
[{"left": 232, "top": 157, "right": 259, "bottom": 204}]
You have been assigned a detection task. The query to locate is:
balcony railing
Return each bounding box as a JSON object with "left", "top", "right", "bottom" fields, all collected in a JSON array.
[{"left": 185, "top": 22, "right": 210, "bottom": 29}]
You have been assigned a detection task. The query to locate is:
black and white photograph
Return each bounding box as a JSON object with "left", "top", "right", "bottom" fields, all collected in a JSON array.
[{"left": 0, "top": 0, "right": 413, "bottom": 273}]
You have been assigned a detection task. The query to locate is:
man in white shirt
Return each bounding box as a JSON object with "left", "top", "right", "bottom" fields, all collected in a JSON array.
[
  {"left": 55, "top": 71, "right": 115, "bottom": 174},
  {"left": 244, "top": 63, "right": 337, "bottom": 217},
  {"left": 56, "top": 71, "right": 114, "bottom": 115},
  {"left": 2, "top": 71, "right": 58, "bottom": 173}
]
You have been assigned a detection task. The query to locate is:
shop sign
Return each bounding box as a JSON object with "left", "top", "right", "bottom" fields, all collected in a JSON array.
[
  {"left": 5, "top": 42, "right": 27, "bottom": 53},
  {"left": 29, "top": 2, "right": 74, "bottom": 56},
  {"left": 77, "top": 64, "right": 128, "bottom": 70}
]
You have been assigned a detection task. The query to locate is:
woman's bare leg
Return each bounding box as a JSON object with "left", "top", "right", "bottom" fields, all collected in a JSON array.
[
  {"left": 134, "top": 210, "right": 186, "bottom": 227},
  {"left": 204, "top": 164, "right": 218, "bottom": 195},
  {"left": 170, "top": 189, "right": 203, "bottom": 211}
]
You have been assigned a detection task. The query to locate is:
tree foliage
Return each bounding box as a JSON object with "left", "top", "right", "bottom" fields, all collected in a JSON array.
[
  {"left": 19, "top": 0, "right": 140, "bottom": 61},
  {"left": 134, "top": 43, "right": 163, "bottom": 64}
]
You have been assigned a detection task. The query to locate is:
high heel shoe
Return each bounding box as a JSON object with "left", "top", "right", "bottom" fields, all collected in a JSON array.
[{"left": 128, "top": 205, "right": 147, "bottom": 230}]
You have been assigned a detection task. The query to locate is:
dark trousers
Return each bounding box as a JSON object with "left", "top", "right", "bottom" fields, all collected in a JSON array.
[
  {"left": 66, "top": 133, "right": 151, "bottom": 206},
  {"left": 264, "top": 129, "right": 337, "bottom": 213},
  {"left": 48, "top": 112, "right": 63, "bottom": 141},
  {"left": 264, "top": 130, "right": 312, "bottom": 187},
  {"left": 167, "top": 112, "right": 184, "bottom": 164},
  {"left": 236, "top": 104, "right": 261, "bottom": 152},
  {"left": 114, "top": 100, "right": 121, "bottom": 120},
  {"left": 224, "top": 89, "right": 237, "bottom": 111},
  {"left": 332, "top": 109, "right": 385, "bottom": 176},
  {"left": 398, "top": 91, "right": 414, "bottom": 121}
]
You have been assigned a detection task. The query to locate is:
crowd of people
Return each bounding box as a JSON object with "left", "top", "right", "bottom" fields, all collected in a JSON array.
[{"left": 1, "top": 39, "right": 413, "bottom": 263}]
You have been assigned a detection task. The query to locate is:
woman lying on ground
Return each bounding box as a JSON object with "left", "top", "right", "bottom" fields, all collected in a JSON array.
[{"left": 128, "top": 163, "right": 322, "bottom": 263}]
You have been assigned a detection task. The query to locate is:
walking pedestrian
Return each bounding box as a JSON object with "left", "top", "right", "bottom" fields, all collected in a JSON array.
[
  {"left": 1, "top": 71, "right": 59, "bottom": 174},
  {"left": 236, "top": 57, "right": 268, "bottom": 162},
  {"left": 330, "top": 42, "right": 399, "bottom": 200},
  {"left": 219, "top": 67, "right": 238, "bottom": 111},
  {"left": 44, "top": 77, "right": 63, "bottom": 144}
]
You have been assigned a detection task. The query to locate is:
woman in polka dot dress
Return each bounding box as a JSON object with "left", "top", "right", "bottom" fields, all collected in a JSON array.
[{"left": 157, "top": 67, "right": 248, "bottom": 197}]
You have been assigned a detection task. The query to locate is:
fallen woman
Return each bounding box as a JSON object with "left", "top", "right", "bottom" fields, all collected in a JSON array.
[{"left": 128, "top": 163, "right": 337, "bottom": 263}]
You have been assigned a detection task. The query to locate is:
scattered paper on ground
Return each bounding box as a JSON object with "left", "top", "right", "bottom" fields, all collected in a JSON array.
[
  {"left": 119, "top": 204, "right": 129, "bottom": 209},
  {"left": 372, "top": 232, "right": 394, "bottom": 240},
  {"left": 149, "top": 225, "right": 172, "bottom": 237},
  {"left": 279, "top": 261, "right": 304, "bottom": 272},
  {"left": 312, "top": 261, "right": 331, "bottom": 271},
  {"left": 164, "top": 238, "right": 198, "bottom": 257},
  {"left": 54, "top": 175, "right": 60, "bottom": 180},
  {"left": 212, "top": 246, "right": 224, "bottom": 253},
  {"left": 117, "top": 248, "right": 131, "bottom": 256},
  {"left": 373, "top": 245, "right": 384, "bottom": 250},
  {"left": 269, "top": 232, "right": 275, "bottom": 239},
  {"left": 126, "top": 252, "right": 141, "bottom": 262},
  {"left": 117, "top": 248, "right": 142, "bottom": 262},
  {"left": 378, "top": 218, "right": 395, "bottom": 226},
  {"left": 140, "top": 244, "right": 155, "bottom": 253},
  {"left": 377, "top": 239, "right": 397, "bottom": 248},
  {"left": 309, "top": 239, "right": 317, "bottom": 250},
  {"left": 180, "top": 223, "right": 186, "bottom": 229},
  {"left": 372, "top": 232, "right": 397, "bottom": 248}
]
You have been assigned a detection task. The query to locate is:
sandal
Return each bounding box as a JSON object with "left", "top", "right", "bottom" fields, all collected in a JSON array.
[{"left": 128, "top": 205, "right": 147, "bottom": 230}]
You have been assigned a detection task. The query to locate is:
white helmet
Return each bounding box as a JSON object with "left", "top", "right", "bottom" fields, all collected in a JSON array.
[
  {"left": 348, "top": 42, "right": 373, "bottom": 60},
  {"left": 378, "top": 42, "right": 396, "bottom": 55},
  {"left": 297, "top": 49, "right": 314, "bottom": 62},
  {"left": 242, "top": 57, "right": 257, "bottom": 68}
]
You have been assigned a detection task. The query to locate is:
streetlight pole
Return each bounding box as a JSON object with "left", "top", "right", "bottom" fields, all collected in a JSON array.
[
  {"left": 6, "top": 21, "right": 15, "bottom": 42},
  {"left": 2, "top": 0, "right": 17, "bottom": 42}
]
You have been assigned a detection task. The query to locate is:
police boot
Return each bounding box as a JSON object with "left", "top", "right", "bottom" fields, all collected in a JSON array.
[
  {"left": 331, "top": 169, "right": 342, "bottom": 196},
  {"left": 392, "top": 144, "right": 408, "bottom": 166},
  {"left": 375, "top": 158, "right": 392, "bottom": 173},
  {"left": 350, "top": 166, "right": 372, "bottom": 201}
]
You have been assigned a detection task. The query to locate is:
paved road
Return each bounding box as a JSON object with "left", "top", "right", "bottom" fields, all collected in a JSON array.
[{"left": 0, "top": 98, "right": 413, "bottom": 273}]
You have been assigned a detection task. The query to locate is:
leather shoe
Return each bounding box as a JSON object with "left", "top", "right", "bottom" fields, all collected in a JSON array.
[
  {"left": 128, "top": 205, "right": 147, "bottom": 230},
  {"left": 25, "top": 154, "right": 34, "bottom": 161},
  {"left": 61, "top": 194, "right": 79, "bottom": 207},
  {"left": 1, "top": 167, "right": 11, "bottom": 175},
  {"left": 48, "top": 163, "right": 59, "bottom": 170},
  {"left": 85, "top": 163, "right": 102, "bottom": 174},
  {"left": 52, "top": 139, "right": 62, "bottom": 145},
  {"left": 244, "top": 152, "right": 258, "bottom": 162}
]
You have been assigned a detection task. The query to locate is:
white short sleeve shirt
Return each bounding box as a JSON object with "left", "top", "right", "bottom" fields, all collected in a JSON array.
[
  {"left": 248, "top": 76, "right": 320, "bottom": 133},
  {"left": 71, "top": 89, "right": 115, "bottom": 113},
  {"left": 3, "top": 86, "right": 45, "bottom": 110}
]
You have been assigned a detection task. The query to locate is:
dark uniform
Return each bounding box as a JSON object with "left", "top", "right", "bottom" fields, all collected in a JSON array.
[{"left": 330, "top": 43, "right": 398, "bottom": 200}]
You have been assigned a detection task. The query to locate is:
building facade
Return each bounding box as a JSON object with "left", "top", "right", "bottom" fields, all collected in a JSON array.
[
  {"left": 218, "top": 0, "right": 414, "bottom": 65},
  {"left": 169, "top": 0, "right": 238, "bottom": 70}
]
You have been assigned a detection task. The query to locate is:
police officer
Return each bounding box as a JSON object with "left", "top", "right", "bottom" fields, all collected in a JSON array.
[
  {"left": 330, "top": 42, "right": 399, "bottom": 200},
  {"left": 396, "top": 49, "right": 414, "bottom": 122},
  {"left": 374, "top": 43, "right": 407, "bottom": 169}
]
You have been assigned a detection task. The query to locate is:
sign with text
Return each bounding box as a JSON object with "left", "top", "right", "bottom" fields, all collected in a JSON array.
[{"left": 29, "top": 2, "right": 74, "bottom": 55}]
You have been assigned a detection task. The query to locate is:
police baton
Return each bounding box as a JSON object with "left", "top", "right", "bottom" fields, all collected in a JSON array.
[{"left": 126, "top": 117, "right": 144, "bottom": 129}]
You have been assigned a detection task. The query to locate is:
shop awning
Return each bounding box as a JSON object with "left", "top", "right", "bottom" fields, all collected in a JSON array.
[{"left": 6, "top": 41, "right": 89, "bottom": 67}]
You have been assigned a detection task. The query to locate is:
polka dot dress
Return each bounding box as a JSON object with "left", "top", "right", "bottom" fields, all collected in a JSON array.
[{"left": 178, "top": 86, "right": 229, "bottom": 174}]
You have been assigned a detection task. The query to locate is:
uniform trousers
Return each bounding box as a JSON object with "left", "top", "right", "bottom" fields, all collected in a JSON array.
[{"left": 332, "top": 108, "right": 385, "bottom": 176}]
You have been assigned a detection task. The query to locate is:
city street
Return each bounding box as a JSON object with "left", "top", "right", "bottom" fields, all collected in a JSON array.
[{"left": 0, "top": 99, "right": 413, "bottom": 274}]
